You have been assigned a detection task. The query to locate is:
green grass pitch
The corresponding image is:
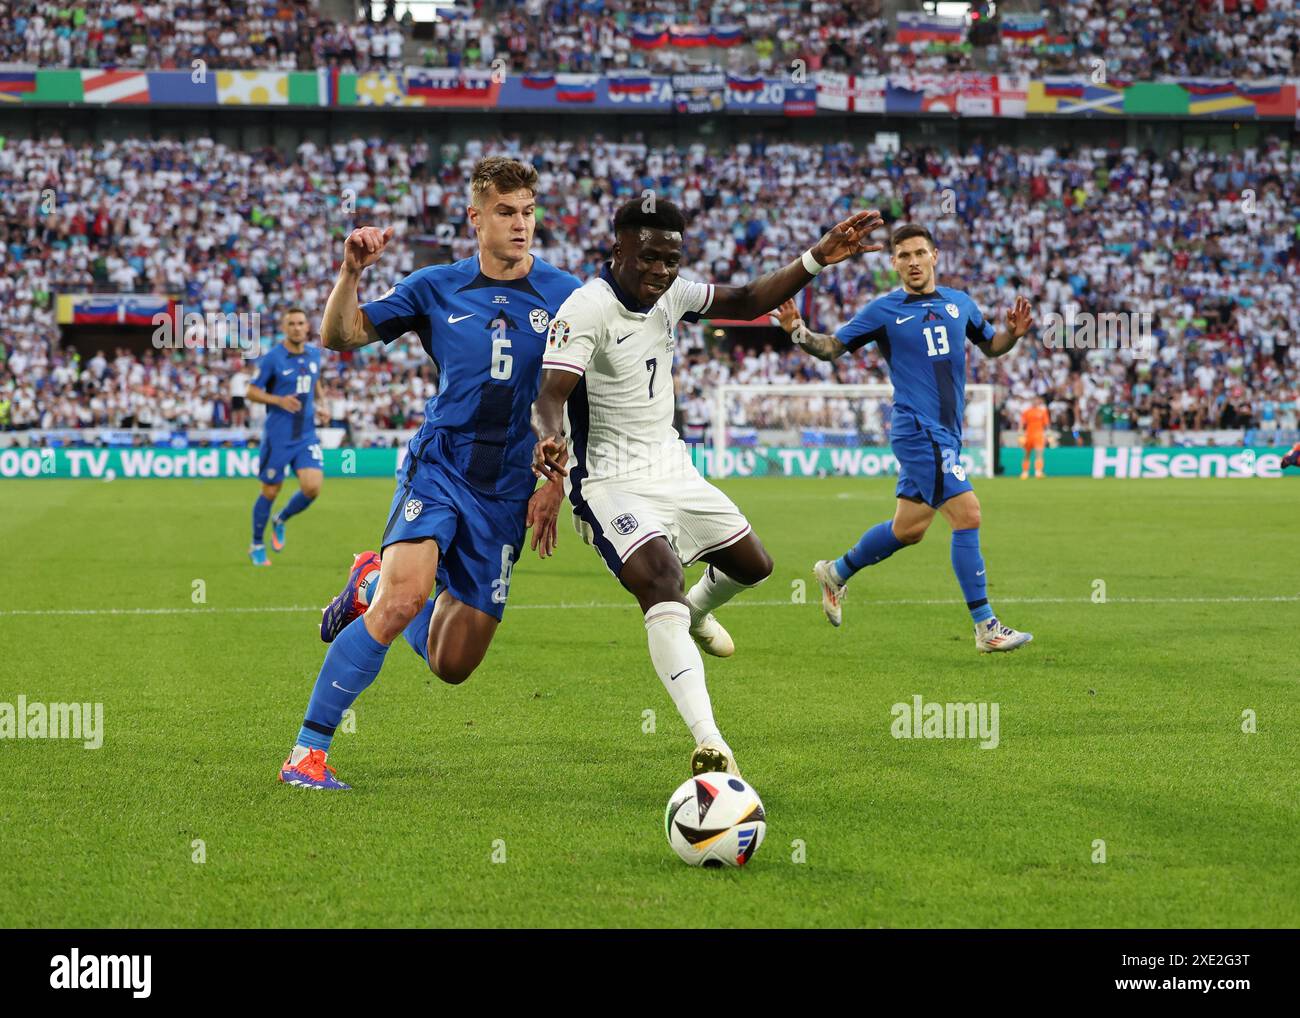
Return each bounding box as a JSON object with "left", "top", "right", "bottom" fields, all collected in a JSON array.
[{"left": 1, "top": 475, "right": 1296, "bottom": 928}]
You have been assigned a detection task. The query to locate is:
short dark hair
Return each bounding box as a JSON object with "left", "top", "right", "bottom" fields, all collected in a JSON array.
[
  {"left": 282, "top": 306, "right": 308, "bottom": 319},
  {"left": 613, "top": 197, "right": 687, "bottom": 236},
  {"left": 891, "top": 223, "right": 935, "bottom": 251}
]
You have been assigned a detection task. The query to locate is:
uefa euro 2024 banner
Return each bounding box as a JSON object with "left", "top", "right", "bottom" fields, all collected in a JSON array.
[{"left": 3, "top": 446, "right": 1290, "bottom": 480}]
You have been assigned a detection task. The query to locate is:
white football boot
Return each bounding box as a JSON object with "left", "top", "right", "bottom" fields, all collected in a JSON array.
[
  {"left": 689, "top": 612, "right": 734, "bottom": 657},
  {"left": 690, "top": 737, "right": 741, "bottom": 778},
  {"left": 812, "top": 560, "right": 846, "bottom": 627},
  {"left": 975, "top": 618, "right": 1034, "bottom": 653}
]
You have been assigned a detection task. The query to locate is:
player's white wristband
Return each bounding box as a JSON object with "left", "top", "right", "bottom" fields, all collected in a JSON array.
[{"left": 801, "top": 249, "right": 825, "bottom": 276}]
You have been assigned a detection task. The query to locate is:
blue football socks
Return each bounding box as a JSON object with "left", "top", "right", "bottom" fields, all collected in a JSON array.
[
  {"left": 834, "top": 520, "right": 905, "bottom": 582},
  {"left": 275, "top": 490, "right": 315, "bottom": 525},
  {"left": 251, "top": 494, "right": 274, "bottom": 545},
  {"left": 296, "top": 618, "right": 390, "bottom": 753},
  {"left": 951, "top": 527, "right": 994, "bottom": 623}
]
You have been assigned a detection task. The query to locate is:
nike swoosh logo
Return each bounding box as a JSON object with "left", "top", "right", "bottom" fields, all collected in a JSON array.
[
  {"left": 895, "top": 316, "right": 915, "bottom": 324},
  {"left": 448, "top": 313, "right": 474, "bottom": 324},
  {"left": 616, "top": 333, "right": 635, "bottom": 344},
  {"left": 669, "top": 669, "right": 691, "bottom": 681},
  {"left": 281, "top": 369, "right": 294, "bottom": 375},
  {"left": 331, "top": 680, "right": 359, "bottom": 694},
  {"left": 976, "top": 570, "right": 985, "bottom": 576}
]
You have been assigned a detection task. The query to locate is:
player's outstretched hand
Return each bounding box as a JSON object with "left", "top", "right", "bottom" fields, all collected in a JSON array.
[
  {"left": 1005, "top": 296, "right": 1034, "bottom": 338},
  {"left": 343, "top": 226, "right": 395, "bottom": 273},
  {"left": 811, "top": 209, "right": 885, "bottom": 267},
  {"left": 771, "top": 298, "right": 801, "bottom": 333},
  {"left": 527, "top": 480, "right": 564, "bottom": 559},
  {"left": 532, "top": 434, "right": 569, "bottom": 483}
]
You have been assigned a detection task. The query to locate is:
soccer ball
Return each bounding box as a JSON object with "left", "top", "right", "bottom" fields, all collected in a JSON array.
[
  {"left": 664, "top": 772, "right": 766, "bottom": 868},
  {"left": 356, "top": 561, "right": 381, "bottom": 605}
]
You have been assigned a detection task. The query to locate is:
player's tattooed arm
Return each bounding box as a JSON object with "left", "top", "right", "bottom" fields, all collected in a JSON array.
[
  {"left": 530, "top": 368, "right": 580, "bottom": 483},
  {"left": 705, "top": 209, "right": 885, "bottom": 321},
  {"left": 772, "top": 298, "right": 847, "bottom": 361},
  {"left": 976, "top": 296, "right": 1034, "bottom": 358},
  {"left": 321, "top": 226, "right": 393, "bottom": 352}
]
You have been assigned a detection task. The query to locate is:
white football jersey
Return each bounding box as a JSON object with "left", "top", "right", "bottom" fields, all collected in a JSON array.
[{"left": 543, "top": 266, "right": 714, "bottom": 485}]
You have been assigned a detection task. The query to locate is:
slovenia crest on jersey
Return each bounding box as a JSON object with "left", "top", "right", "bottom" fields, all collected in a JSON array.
[
  {"left": 404, "top": 499, "right": 423, "bottom": 522},
  {"left": 529, "top": 308, "right": 550, "bottom": 333},
  {"left": 547, "top": 318, "right": 571, "bottom": 349},
  {"left": 945, "top": 303, "right": 960, "bottom": 320}
]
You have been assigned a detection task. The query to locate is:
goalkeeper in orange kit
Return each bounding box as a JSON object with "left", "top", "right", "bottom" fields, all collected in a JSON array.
[
  {"left": 1019, "top": 397, "right": 1050, "bottom": 478},
  {"left": 1282, "top": 442, "right": 1300, "bottom": 469}
]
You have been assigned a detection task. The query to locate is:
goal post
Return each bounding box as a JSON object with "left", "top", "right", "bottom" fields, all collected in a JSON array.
[{"left": 701, "top": 383, "right": 996, "bottom": 480}]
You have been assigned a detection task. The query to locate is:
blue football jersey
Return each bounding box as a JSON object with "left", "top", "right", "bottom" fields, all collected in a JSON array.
[
  {"left": 361, "top": 254, "right": 582, "bottom": 501},
  {"left": 836, "top": 287, "right": 995, "bottom": 439},
  {"left": 252, "top": 342, "right": 322, "bottom": 444}
]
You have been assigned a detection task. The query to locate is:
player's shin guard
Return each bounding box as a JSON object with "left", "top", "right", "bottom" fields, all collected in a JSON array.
[
  {"left": 275, "top": 490, "right": 315, "bottom": 523},
  {"left": 645, "top": 602, "right": 718, "bottom": 746},
  {"left": 402, "top": 598, "right": 435, "bottom": 664},
  {"left": 834, "top": 520, "right": 905, "bottom": 583},
  {"left": 685, "top": 564, "right": 764, "bottom": 627},
  {"left": 950, "top": 527, "right": 994, "bottom": 623},
  {"left": 296, "top": 617, "right": 390, "bottom": 753},
  {"left": 252, "top": 494, "right": 274, "bottom": 545}
]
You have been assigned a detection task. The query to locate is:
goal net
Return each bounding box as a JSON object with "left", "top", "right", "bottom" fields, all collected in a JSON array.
[{"left": 697, "top": 383, "right": 996, "bottom": 480}]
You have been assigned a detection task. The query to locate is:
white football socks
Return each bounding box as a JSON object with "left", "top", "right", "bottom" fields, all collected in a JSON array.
[
  {"left": 644, "top": 601, "right": 719, "bottom": 746},
  {"left": 685, "top": 565, "right": 762, "bottom": 628}
]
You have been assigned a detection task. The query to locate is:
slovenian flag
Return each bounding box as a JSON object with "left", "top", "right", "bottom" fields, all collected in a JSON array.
[
  {"left": 1000, "top": 13, "right": 1047, "bottom": 40},
  {"left": 709, "top": 26, "right": 743, "bottom": 47},
  {"left": 522, "top": 74, "right": 556, "bottom": 90},
  {"left": 630, "top": 27, "right": 668, "bottom": 49},
  {"left": 406, "top": 70, "right": 495, "bottom": 105},
  {"left": 669, "top": 25, "right": 712, "bottom": 48},
  {"left": 607, "top": 74, "right": 653, "bottom": 97},
  {"left": 726, "top": 74, "right": 764, "bottom": 94},
  {"left": 556, "top": 74, "right": 597, "bottom": 102},
  {"left": 896, "top": 12, "right": 965, "bottom": 44}
]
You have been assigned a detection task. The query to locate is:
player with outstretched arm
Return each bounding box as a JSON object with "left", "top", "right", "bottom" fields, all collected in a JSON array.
[
  {"left": 277, "top": 157, "right": 577, "bottom": 790},
  {"left": 775, "top": 223, "right": 1035, "bottom": 652},
  {"left": 531, "top": 199, "right": 883, "bottom": 777}
]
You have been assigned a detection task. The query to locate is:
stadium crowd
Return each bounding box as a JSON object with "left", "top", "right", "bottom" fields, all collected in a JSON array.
[
  {"left": 2, "top": 132, "right": 1297, "bottom": 442},
  {"left": 0, "top": 1, "right": 410, "bottom": 71},
  {"left": 7, "top": 1, "right": 1295, "bottom": 79}
]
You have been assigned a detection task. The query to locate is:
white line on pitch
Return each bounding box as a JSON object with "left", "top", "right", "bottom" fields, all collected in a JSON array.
[{"left": 1, "top": 593, "right": 1297, "bottom": 618}]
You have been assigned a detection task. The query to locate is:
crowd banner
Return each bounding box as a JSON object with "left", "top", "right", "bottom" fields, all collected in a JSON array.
[
  {"left": 1, "top": 67, "right": 1295, "bottom": 120},
  {"left": 671, "top": 72, "right": 726, "bottom": 114},
  {"left": 725, "top": 74, "right": 816, "bottom": 116},
  {"left": 815, "top": 72, "right": 886, "bottom": 113}
]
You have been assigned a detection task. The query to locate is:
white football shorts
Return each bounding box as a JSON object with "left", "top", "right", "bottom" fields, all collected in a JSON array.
[{"left": 571, "top": 470, "right": 751, "bottom": 575}]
